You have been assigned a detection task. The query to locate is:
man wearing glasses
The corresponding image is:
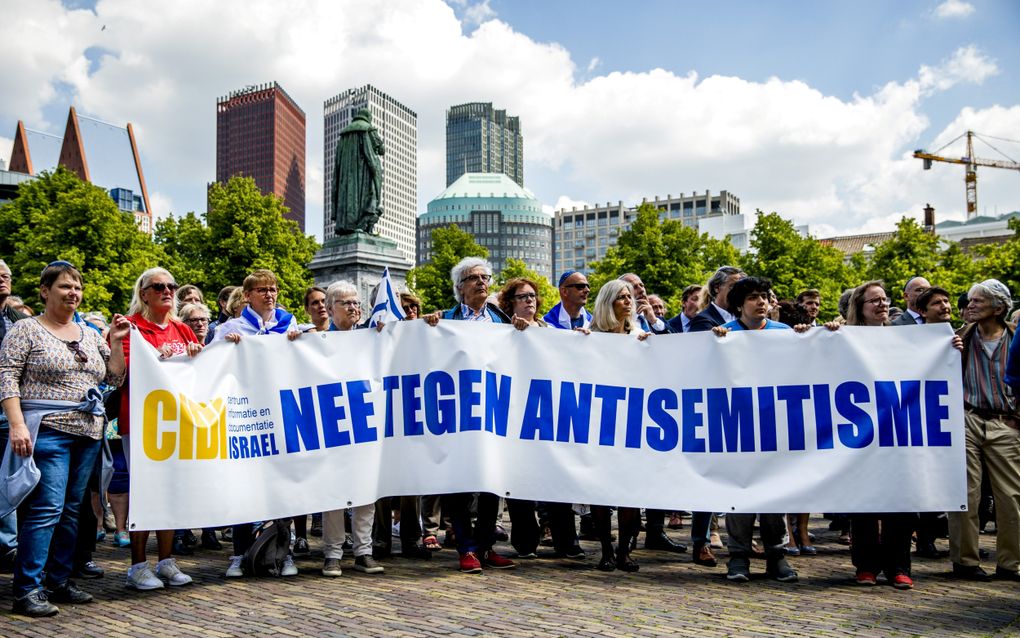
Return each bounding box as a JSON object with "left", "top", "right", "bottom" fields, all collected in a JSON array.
[
  {"left": 542, "top": 270, "right": 592, "bottom": 330},
  {"left": 439, "top": 257, "right": 510, "bottom": 323}
]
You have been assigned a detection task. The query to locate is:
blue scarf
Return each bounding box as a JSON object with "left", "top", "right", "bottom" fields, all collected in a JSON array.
[{"left": 241, "top": 305, "right": 294, "bottom": 335}]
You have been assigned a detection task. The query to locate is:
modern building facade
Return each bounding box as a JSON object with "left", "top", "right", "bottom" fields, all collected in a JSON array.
[
  {"left": 417, "top": 173, "right": 552, "bottom": 281},
  {"left": 446, "top": 103, "right": 523, "bottom": 188},
  {"left": 324, "top": 85, "right": 417, "bottom": 262},
  {"left": 216, "top": 82, "right": 306, "bottom": 229},
  {"left": 553, "top": 190, "right": 741, "bottom": 274},
  {"left": 7, "top": 107, "right": 153, "bottom": 233}
]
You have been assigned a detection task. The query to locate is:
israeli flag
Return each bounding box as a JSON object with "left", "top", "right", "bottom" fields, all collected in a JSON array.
[{"left": 368, "top": 267, "right": 406, "bottom": 327}]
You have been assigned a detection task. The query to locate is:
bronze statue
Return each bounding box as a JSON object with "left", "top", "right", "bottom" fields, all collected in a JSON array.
[{"left": 331, "top": 109, "right": 384, "bottom": 235}]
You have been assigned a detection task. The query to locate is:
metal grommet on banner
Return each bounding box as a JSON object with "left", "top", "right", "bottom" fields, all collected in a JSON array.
[
  {"left": 320, "top": 333, "right": 327, "bottom": 339},
  {"left": 505, "top": 491, "right": 511, "bottom": 497},
  {"left": 960, "top": 505, "right": 966, "bottom": 510},
  {"left": 347, "top": 501, "right": 353, "bottom": 507}
]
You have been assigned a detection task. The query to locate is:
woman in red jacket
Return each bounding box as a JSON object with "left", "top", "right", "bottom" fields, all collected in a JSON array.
[{"left": 117, "top": 268, "right": 202, "bottom": 592}]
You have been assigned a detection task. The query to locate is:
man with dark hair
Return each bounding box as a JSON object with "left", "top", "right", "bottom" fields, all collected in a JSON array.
[
  {"left": 796, "top": 289, "right": 821, "bottom": 326},
  {"left": 891, "top": 276, "right": 931, "bottom": 325},
  {"left": 666, "top": 285, "right": 703, "bottom": 333},
  {"left": 916, "top": 287, "right": 953, "bottom": 325},
  {"left": 543, "top": 271, "right": 592, "bottom": 330},
  {"left": 950, "top": 279, "right": 1020, "bottom": 581}
]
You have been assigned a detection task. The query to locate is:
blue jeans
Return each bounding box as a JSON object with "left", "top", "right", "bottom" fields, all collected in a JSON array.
[
  {"left": 0, "top": 427, "right": 17, "bottom": 553},
  {"left": 13, "top": 426, "right": 101, "bottom": 598}
]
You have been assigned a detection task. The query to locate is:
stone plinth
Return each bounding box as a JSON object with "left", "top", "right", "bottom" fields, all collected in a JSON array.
[{"left": 308, "top": 231, "right": 413, "bottom": 302}]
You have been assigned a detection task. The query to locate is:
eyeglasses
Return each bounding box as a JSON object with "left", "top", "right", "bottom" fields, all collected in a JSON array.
[
  {"left": 402, "top": 305, "right": 420, "bottom": 314},
  {"left": 614, "top": 294, "right": 633, "bottom": 303},
  {"left": 66, "top": 340, "right": 88, "bottom": 363},
  {"left": 513, "top": 293, "right": 537, "bottom": 302},
  {"left": 184, "top": 317, "right": 210, "bottom": 324},
  {"left": 146, "top": 282, "right": 179, "bottom": 293},
  {"left": 253, "top": 286, "right": 278, "bottom": 295},
  {"left": 863, "top": 296, "right": 890, "bottom": 306},
  {"left": 564, "top": 283, "right": 590, "bottom": 291},
  {"left": 337, "top": 300, "right": 361, "bottom": 308},
  {"left": 460, "top": 273, "right": 491, "bottom": 285}
]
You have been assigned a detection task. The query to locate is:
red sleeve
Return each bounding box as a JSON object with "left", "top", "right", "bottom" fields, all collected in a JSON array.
[{"left": 115, "top": 316, "right": 137, "bottom": 435}]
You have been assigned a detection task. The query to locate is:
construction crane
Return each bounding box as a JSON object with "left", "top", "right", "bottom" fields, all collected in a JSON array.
[{"left": 913, "top": 130, "right": 1020, "bottom": 219}]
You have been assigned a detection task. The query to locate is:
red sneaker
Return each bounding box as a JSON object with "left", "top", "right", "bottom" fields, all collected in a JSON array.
[
  {"left": 458, "top": 552, "right": 482, "bottom": 573},
  {"left": 892, "top": 574, "right": 914, "bottom": 590},
  {"left": 482, "top": 550, "right": 516, "bottom": 569},
  {"left": 856, "top": 571, "right": 877, "bottom": 586}
]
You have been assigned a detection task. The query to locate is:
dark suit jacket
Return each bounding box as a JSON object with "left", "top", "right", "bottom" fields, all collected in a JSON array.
[
  {"left": 0, "top": 305, "right": 29, "bottom": 345},
  {"left": 686, "top": 304, "right": 727, "bottom": 333},
  {"left": 665, "top": 313, "right": 691, "bottom": 334},
  {"left": 891, "top": 311, "right": 922, "bottom": 326}
]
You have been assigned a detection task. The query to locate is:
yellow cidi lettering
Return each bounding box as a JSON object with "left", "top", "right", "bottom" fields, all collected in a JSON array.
[
  {"left": 179, "top": 395, "right": 226, "bottom": 460},
  {"left": 142, "top": 390, "right": 177, "bottom": 461}
]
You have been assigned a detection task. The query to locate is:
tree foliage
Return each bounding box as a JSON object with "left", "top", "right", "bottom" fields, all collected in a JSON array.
[
  {"left": 0, "top": 167, "right": 164, "bottom": 316},
  {"left": 973, "top": 216, "right": 1020, "bottom": 297},
  {"left": 406, "top": 224, "right": 488, "bottom": 312},
  {"left": 741, "top": 211, "right": 861, "bottom": 320},
  {"left": 587, "top": 203, "right": 740, "bottom": 315},
  {"left": 155, "top": 176, "right": 319, "bottom": 312}
]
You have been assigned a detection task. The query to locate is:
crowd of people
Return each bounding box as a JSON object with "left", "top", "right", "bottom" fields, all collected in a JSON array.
[{"left": 0, "top": 255, "right": 1019, "bottom": 617}]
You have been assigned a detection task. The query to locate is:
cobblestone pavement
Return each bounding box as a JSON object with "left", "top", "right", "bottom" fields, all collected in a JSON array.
[{"left": 2, "top": 516, "right": 1019, "bottom": 637}]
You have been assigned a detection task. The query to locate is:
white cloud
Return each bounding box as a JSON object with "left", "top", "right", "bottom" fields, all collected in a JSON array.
[
  {"left": 0, "top": 136, "right": 12, "bottom": 167},
  {"left": 586, "top": 57, "right": 601, "bottom": 73},
  {"left": 547, "top": 195, "right": 594, "bottom": 215},
  {"left": 463, "top": 0, "right": 496, "bottom": 26},
  {"left": 934, "top": 0, "right": 975, "bottom": 19},
  {"left": 2, "top": 0, "right": 1013, "bottom": 246},
  {"left": 148, "top": 191, "right": 175, "bottom": 221},
  {"left": 918, "top": 45, "right": 997, "bottom": 93}
]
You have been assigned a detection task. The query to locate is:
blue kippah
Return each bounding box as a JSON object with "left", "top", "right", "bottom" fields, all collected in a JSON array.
[{"left": 558, "top": 270, "right": 578, "bottom": 286}]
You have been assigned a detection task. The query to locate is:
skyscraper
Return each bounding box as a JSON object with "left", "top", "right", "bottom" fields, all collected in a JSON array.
[
  {"left": 216, "top": 82, "right": 306, "bottom": 230},
  {"left": 446, "top": 102, "right": 523, "bottom": 187},
  {"left": 323, "top": 85, "right": 417, "bottom": 262}
]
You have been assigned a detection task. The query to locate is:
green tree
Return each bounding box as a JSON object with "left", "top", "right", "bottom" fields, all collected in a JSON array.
[
  {"left": 865, "top": 216, "right": 979, "bottom": 304},
  {"left": 973, "top": 216, "right": 1020, "bottom": 296},
  {"left": 588, "top": 203, "right": 740, "bottom": 314},
  {"left": 156, "top": 176, "right": 319, "bottom": 312},
  {"left": 406, "top": 224, "right": 488, "bottom": 312},
  {"left": 0, "top": 167, "right": 164, "bottom": 316},
  {"left": 495, "top": 257, "right": 558, "bottom": 316},
  {"left": 740, "top": 211, "right": 861, "bottom": 320}
]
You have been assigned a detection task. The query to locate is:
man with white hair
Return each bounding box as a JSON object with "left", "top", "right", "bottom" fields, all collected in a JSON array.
[
  {"left": 442, "top": 257, "right": 510, "bottom": 323},
  {"left": 0, "top": 259, "right": 27, "bottom": 570},
  {"left": 950, "top": 279, "right": 1020, "bottom": 581}
]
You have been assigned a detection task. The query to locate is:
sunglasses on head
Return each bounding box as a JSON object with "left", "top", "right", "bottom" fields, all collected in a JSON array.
[{"left": 146, "top": 282, "right": 179, "bottom": 293}]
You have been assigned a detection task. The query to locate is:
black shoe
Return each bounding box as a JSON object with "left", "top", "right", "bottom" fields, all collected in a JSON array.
[
  {"left": 47, "top": 580, "right": 94, "bottom": 604},
  {"left": 596, "top": 553, "right": 616, "bottom": 572},
  {"left": 995, "top": 567, "right": 1020, "bottom": 582},
  {"left": 182, "top": 531, "right": 200, "bottom": 547},
  {"left": 727, "top": 556, "right": 751, "bottom": 583},
  {"left": 400, "top": 544, "right": 433, "bottom": 560},
  {"left": 644, "top": 532, "right": 688, "bottom": 553},
  {"left": 12, "top": 589, "right": 59, "bottom": 617},
  {"left": 201, "top": 530, "right": 223, "bottom": 550},
  {"left": 72, "top": 560, "right": 105, "bottom": 579},
  {"left": 562, "top": 546, "right": 587, "bottom": 560},
  {"left": 766, "top": 556, "right": 799, "bottom": 583},
  {"left": 172, "top": 538, "right": 194, "bottom": 556},
  {"left": 292, "top": 536, "right": 310, "bottom": 557},
  {"left": 952, "top": 563, "right": 992, "bottom": 581},
  {"left": 915, "top": 543, "right": 946, "bottom": 559},
  {"left": 494, "top": 525, "right": 509, "bottom": 542},
  {"left": 616, "top": 555, "right": 640, "bottom": 573},
  {"left": 310, "top": 516, "right": 323, "bottom": 538},
  {"left": 342, "top": 534, "right": 354, "bottom": 551},
  {"left": 372, "top": 543, "right": 392, "bottom": 559},
  {"left": 979, "top": 548, "right": 991, "bottom": 560},
  {"left": 221, "top": 527, "right": 233, "bottom": 542}
]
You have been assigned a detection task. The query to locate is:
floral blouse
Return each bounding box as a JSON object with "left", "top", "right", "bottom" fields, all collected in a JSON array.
[{"left": 0, "top": 318, "right": 124, "bottom": 439}]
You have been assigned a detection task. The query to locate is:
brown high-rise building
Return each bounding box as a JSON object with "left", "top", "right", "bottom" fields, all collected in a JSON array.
[{"left": 216, "top": 82, "right": 306, "bottom": 229}]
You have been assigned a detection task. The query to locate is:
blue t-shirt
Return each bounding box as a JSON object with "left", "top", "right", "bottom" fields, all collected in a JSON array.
[{"left": 721, "top": 319, "right": 790, "bottom": 331}]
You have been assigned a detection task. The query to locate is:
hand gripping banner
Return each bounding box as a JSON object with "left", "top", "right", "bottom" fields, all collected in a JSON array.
[{"left": 128, "top": 321, "right": 966, "bottom": 530}]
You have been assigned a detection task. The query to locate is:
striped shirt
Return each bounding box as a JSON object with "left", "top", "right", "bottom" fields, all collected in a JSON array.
[{"left": 963, "top": 327, "right": 1016, "bottom": 414}]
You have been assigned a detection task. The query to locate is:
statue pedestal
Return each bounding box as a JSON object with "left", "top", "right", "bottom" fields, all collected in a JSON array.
[{"left": 309, "top": 232, "right": 413, "bottom": 303}]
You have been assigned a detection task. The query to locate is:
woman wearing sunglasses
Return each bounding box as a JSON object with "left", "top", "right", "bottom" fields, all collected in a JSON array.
[
  {"left": 116, "top": 268, "right": 203, "bottom": 592},
  {"left": 0, "top": 261, "right": 130, "bottom": 617}
]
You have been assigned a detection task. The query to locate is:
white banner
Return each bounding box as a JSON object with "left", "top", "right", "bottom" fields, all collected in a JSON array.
[{"left": 128, "top": 322, "right": 966, "bottom": 531}]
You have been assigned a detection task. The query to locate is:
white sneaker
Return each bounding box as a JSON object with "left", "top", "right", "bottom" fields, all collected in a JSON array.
[
  {"left": 225, "top": 555, "right": 244, "bottom": 578},
  {"left": 126, "top": 562, "right": 165, "bottom": 590},
  {"left": 156, "top": 558, "right": 193, "bottom": 586},
  {"left": 280, "top": 554, "right": 298, "bottom": 577}
]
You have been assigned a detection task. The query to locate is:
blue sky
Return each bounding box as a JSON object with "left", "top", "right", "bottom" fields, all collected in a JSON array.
[{"left": 1, "top": 0, "right": 1018, "bottom": 241}]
